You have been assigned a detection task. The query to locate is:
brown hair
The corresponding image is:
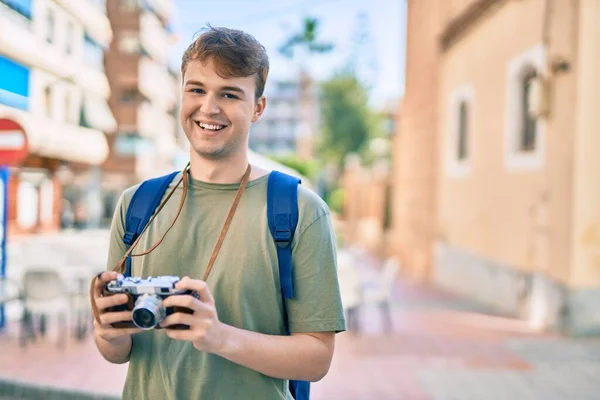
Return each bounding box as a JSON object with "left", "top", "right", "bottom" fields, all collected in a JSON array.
[{"left": 181, "top": 25, "right": 270, "bottom": 100}]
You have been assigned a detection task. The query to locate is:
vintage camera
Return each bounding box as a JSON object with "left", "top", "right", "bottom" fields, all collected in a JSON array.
[{"left": 103, "top": 275, "right": 199, "bottom": 330}]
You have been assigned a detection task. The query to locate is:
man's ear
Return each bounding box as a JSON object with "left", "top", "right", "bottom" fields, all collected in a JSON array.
[{"left": 252, "top": 96, "right": 267, "bottom": 123}]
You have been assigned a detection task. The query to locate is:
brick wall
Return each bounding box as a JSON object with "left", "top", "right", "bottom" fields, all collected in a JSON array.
[{"left": 389, "top": 0, "right": 443, "bottom": 280}]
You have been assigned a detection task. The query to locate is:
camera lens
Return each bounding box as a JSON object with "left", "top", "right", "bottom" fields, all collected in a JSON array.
[
  {"left": 133, "top": 308, "right": 155, "bottom": 329},
  {"left": 132, "top": 294, "right": 165, "bottom": 330}
]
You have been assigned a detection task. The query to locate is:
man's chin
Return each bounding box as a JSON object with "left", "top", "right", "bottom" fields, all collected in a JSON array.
[{"left": 191, "top": 145, "right": 229, "bottom": 160}]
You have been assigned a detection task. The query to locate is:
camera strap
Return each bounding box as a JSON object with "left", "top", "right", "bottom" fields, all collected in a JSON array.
[{"left": 90, "top": 164, "right": 252, "bottom": 325}]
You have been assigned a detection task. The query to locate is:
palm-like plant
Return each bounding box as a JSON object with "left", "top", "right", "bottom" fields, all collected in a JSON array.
[{"left": 278, "top": 17, "right": 334, "bottom": 60}]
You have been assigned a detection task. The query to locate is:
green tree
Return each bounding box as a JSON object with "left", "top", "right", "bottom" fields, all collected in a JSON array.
[
  {"left": 318, "top": 72, "right": 373, "bottom": 166},
  {"left": 268, "top": 154, "right": 319, "bottom": 180}
]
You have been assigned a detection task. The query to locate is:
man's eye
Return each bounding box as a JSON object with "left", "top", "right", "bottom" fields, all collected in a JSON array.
[
  {"left": 190, "top": 89, "right": 204, "bottom": 94},
  {"left": 223, "top": 93, "right": 238, "bottom": 99}
]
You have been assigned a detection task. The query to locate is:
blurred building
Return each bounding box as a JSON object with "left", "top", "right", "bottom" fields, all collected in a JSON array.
[
  {"left": 250, "top": 72, "right": 319, "bottom": 159},
  {"left": 0, "top": 0, "right": 116, "bottom": 234},
  {"left": 391, "top": 0, "right": 600, "bottom": 335},
  {"left": 103, "top": 0, "right": 179, "bottom": 222}
]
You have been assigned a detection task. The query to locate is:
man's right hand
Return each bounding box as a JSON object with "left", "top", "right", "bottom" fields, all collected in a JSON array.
[{"left": 93, "top": 271, "right": 143, "bottom": 343}]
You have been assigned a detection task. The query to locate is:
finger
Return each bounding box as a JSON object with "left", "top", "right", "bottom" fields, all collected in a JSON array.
[
  {"left": 164, "top": 328, "right": 193, "bottom": 342},
  {"left": 159, "top": 312, "right": 197, "bottom": 329},
  {"left": 96, "top": 326, "right": 144, "bottom": 340},
  {"left": 176, "top": 277, "right": 214, "bottom": 305},
  {"left": 162, "top": 294, "right": 209, "bottom": 312},
  {"left": 96, "top": 294, "right": 130, "bottom": 312},
  {"left": 93, "top": 271, "right": 119, "bottom": 298},
  {"left": 100, "top": 310, "right": 134, "bottom": 326}
]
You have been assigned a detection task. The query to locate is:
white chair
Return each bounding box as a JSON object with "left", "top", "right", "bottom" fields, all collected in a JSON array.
[
  {"left": 21, "top": 268, "right": 70, "bottom": 347},
  {"left": 337, "top": 249, "right": 363, "bottom": 333},
  {"left": 0, "top": 277, "right": 23, "bottom": 341},
  {"left": 361, "top": 257, "right": 399, "bottom": 333}
]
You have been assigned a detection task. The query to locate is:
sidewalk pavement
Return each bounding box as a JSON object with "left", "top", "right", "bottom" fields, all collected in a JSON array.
[{"left": 1, "top": 231, "right": 599, "bottom": 399}]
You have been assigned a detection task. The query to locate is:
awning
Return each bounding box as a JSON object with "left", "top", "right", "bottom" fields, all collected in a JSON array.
[
  {"left": 81, "top": 93, "right": 117, "bottom": 133},
  {"left": 0, "top": 105, "right": 109, "bottom": 165}
]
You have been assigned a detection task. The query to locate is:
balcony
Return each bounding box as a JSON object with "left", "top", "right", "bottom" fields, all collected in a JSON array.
[
  {"left": 0, "top": 3, "right": 36, "bottom": 63},
  {"left": 139, "top": 11, "right": 170, "bottom": 64},
  {"left": 138, "top": 57, "right": 177, "bottom": 111},
  {"left": 0, "top": 5, "right": 110, "bottom": 99},
  {"left": 137, "top": 101, "right": 175, "bottom": 140},
  {"left": 53, "top": 0, "right": 112, "bottom": 47},
  {"left": 0, "top": 104, "right": 109, "bottom": 165}
]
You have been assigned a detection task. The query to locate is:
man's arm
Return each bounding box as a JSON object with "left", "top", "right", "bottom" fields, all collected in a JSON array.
[
  {"left": 92, "top": 271, "right": 143, "bottom": 364},
  {"left": 160, "top": 278, "right": 336, "bottom": 382},
  {"left": 217, "top": 327, "right": 335, "bottom": 382},
  {"left": 94, "top": 333, "right": 133, "bottom": 364}
]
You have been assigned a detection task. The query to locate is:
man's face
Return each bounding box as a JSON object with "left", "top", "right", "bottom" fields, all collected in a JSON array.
[{"left": 181, "top": 59, "right": 266, "bottom": 160}]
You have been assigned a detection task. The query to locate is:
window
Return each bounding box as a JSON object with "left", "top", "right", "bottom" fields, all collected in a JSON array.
[
  {"left": 446, "top": 84, "right": 474, "bottom": 178},
  {"left": 457, "top": 101, "right": 469, "bottom": 161},
  {"left": 83, "top": 35, "right": 104, "bottom": 70},
  {"left": 120, "top": 88, "right": 138, "bottom": 102},
  {"left": 40, "top": 179, "right": 54, "bottom": 224},
  {"left": 120, "top": 0, "right": 139, "bottom": 11},
  {"left": 504, "top": 44, "right": 546, "bottom": 172},
  {"left": 17, "top": 180, "right": 38, "bottom": 229},
  {"left": 119, "top": 32, "right": 141, "bottom": 54},
  {"left": 64, "top": 92, "right": 71, "bottom": 123},
  {"left": 44, "top": 86, "right": 53, "bottom": 118},
  {"left": 115, "top": 132, "right": 153, "bottom": 156},
  {"left": 520, "top": 70, "right": 537, "bottom": 152},
  {"left": 65, "top": 21, "right": 74, "bottom": 54},
  {"left": 46, "top": 9, "right": 55, "bottom": 44}
]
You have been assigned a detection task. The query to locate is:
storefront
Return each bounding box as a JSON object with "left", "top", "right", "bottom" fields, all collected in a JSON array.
[{"left": 0, "top": 105, "right": 109, "bottom": 234}]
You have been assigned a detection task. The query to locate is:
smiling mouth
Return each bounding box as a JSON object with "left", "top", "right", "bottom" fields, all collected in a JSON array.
[{"left": 195, "top": 122, "right": 226, "bottom": 132}]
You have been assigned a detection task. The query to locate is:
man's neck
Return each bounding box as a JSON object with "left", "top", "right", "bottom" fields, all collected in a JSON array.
[{"left": 188, "top": 152, "right": 250, "bottom": 184}]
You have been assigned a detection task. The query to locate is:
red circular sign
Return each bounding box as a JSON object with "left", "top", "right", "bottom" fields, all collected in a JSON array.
[{"left": 0, "top": 118, "right": 28, "bottom": 166}]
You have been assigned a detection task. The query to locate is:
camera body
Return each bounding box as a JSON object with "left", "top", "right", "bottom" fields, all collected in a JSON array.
[{"left": 103, "top": 275, "right": 198, "bottom": 330}]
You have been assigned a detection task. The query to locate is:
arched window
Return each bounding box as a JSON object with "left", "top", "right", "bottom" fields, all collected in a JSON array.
[
  {"left": 457, "top": 101, "right": 469, "bottom": 160},
  {"left": 504, "top": 44, "right": 545, "bottom": 171},
  {"left": 520, "top": 70, "right": 537, "bottom": 151},
  {"left": 447, "top": 85, "right": 473, "bottom": 178}
]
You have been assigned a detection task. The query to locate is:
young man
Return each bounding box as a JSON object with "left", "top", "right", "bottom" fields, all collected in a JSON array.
[{"left": 91, "top": 26, "right": 346, "bottom": 399}]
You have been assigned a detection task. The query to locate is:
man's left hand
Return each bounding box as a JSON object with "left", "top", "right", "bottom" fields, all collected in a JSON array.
[{"left": 160, "top": 277, "right": 225, "bottom": 353}]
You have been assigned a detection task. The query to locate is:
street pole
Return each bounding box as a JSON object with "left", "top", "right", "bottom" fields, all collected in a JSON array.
[{"left": 0, "top": 166, "right": 8, "bottom": 329}]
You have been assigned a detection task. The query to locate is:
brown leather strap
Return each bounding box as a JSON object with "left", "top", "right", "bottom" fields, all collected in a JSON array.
[
  {"left": 91, "top": 164, "right": 251, "bottom": 325},
  {"left": 90, "top": 164, "right": 189, "bottom": 324},
  {"left": 202, "top": 164, "right": 252, "bottom": 281}
]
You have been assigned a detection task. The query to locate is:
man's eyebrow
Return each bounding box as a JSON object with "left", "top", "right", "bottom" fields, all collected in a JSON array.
[
  {"left": 220, "top": 86, "right": 246, "bottom": 95},
  {"left": 184, "top": 80, "right": 246, "bottom": 95}
]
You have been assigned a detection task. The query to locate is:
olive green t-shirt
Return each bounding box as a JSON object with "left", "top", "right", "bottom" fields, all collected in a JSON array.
[{"left": 105, "top": 171, "right": 346, "bottom": 400}]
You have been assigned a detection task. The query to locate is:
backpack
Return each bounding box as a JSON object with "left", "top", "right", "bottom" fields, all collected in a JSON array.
[{"left": 121, "top": 170, "right": 310, "bottom": 400}]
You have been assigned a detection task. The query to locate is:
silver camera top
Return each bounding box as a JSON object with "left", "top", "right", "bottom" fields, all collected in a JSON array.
[{"left": 106, "top": 275, "right": 187, "bottom": 295}]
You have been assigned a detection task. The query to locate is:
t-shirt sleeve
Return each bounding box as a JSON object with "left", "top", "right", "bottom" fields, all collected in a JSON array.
[{"left": 285, "top": 212, "right": 347, "bottom": 333}]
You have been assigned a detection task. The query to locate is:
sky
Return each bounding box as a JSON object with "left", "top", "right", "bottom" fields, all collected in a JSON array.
[{"left": 168, "top": 0, "right": 407, "bottom": 108}]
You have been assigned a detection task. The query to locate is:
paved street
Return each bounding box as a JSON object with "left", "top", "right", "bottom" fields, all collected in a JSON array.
[{"left": 1, "top": 231, "right": 599, "bottom": 399}]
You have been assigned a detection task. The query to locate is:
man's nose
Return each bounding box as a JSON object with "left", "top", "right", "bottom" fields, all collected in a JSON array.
[{"left": 200, "top": 93, "right": 220, "bottom": 115}]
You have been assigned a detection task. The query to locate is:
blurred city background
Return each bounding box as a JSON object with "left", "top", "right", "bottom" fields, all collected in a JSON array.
[{"left": 0, "top": 0, "right": 600, "bottom": 399}]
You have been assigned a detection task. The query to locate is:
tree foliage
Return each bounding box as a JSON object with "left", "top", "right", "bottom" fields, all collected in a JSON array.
[
  {"left": 318, "top": 72, "right": 373, "bottom": 166},
  {"left": 278, "top": 17, "right": 334, "bottom": 60}
]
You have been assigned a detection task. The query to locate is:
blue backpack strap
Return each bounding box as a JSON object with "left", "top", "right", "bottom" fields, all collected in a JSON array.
[
  {"left": 267, "top": 171, "right": 310, "bottom": 400},
  {"left": 267, "top": 171, "right": 300, "bottom": 299},
  {"left": 123, "top": 171, "right": 179, "bottom": 277}
]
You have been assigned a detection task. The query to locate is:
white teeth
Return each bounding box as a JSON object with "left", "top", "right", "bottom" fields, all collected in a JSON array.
[{"left": 198, "top": 122, "right": 224, "bottom": 131}]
